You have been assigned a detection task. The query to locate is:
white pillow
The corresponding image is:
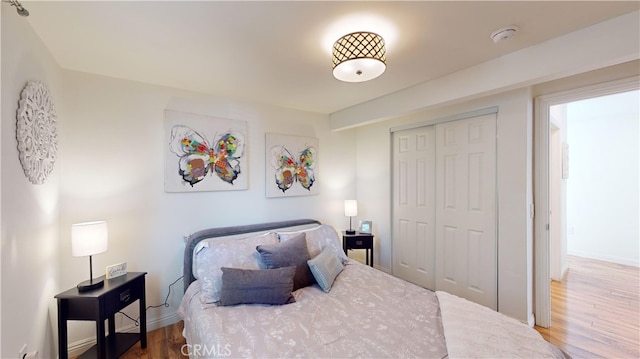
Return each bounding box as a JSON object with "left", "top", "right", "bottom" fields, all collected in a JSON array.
[
  {"left": 279, "top": 224, "right": 349, "bottom": 264},
  {"left": 195, "top": 232, "right": 278, "bottom": 303}
]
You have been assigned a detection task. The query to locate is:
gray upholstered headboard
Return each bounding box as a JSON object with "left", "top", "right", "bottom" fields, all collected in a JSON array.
[{"left": 183, "top": 218, "right": 321, "bottom": 293}]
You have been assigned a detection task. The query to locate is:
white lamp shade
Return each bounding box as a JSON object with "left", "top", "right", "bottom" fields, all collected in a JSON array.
[
  {"left": 344, "top": 200, "right": 358, "bottom": 217},
  {"left": 71, "top": 221, "right": 108, "bottom": 257}
]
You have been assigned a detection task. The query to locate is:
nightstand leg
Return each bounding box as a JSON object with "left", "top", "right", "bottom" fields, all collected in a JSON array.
[
  {"left": 140, "top": 277, "right": 147, "bottom": 348},
  {"left": 96, "top": 319, "right": 106, "bottom": 359},
  {"left": 57, "top": 300, "right": 68, "bottom": 359},
  {"left": 108, "top": 314, "right": 115, "bottom": 342}
]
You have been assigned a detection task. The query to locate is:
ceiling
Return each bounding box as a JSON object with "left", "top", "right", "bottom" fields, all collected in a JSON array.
[{"left": 21, "top": 1, "right": 639, "bottom": 114}]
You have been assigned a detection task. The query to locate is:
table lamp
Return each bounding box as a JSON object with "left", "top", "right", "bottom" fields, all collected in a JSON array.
[
  {"left": 72, "top": 221, "right": 108, "bottom": 292},
  {"left": 344, "top": 200, "right": 358, "bottom": 234}
]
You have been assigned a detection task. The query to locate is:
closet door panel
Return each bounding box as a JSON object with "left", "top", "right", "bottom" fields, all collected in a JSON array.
[
  {"left": 435, "top": 113, "right": 497, "bottom": 310},
  {"left": 392, "top": 127, "right": 436, "bottom": 289}
]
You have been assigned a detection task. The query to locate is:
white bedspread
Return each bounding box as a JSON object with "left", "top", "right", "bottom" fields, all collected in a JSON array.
[{"left": 436, "top": 291, "right": 563, "bottom": 359}]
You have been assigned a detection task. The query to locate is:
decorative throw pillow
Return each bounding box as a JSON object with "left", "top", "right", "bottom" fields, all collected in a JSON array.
[
  {"left": 218, "top": 266, "right": 296, "bottom": 306},
  {"left": 307, "top": 247, "right": 344, "bottom": 292},
  {"left": 195, "top": 232, "right": 279, "bottom": 303},
  {"left": 256, "top": 232, "right": 316, "bottom": 291},
  {"left": 279, "top": 224, "right": 349, "bottom": 264}
]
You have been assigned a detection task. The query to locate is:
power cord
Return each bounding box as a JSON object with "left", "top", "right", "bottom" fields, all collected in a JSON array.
[{"left": 118, "top": 275, "right": 183, "bottom": 326}]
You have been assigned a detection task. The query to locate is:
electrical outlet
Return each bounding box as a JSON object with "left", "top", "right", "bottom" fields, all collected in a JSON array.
[
  {"left": 18, "top": 344, "right": 27, "bottom": 359},
  {"left": 25, "top": 350, "right": 38, "bottom": 359}
]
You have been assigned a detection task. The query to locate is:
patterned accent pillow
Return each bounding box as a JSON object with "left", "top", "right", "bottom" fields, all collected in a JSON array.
[
  {"left": 307, "top": 247, "right": 344, "bottom": 292},
  {"left": 195, "top": 232, "right": 279, "bottom": 304},
  {"left": 278, "top": 224, "right": 349, "bottom": 264},
  {"left": 218, "top": 266, "right": 296, "bottom": 306},
  {"left": 256, "top": 232, "right": 316, "bottom": 291}
]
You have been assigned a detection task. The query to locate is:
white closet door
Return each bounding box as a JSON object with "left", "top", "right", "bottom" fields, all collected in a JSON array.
[
  {"left": 392, "top": 126, "right": 436, "bottom": 289},
  {"left": 435, "top": 113, "right": 497, "bottom": 309}
]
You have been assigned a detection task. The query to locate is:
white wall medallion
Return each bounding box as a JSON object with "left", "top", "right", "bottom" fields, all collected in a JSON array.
[{"left": 16, "top": 80, "right": 58, "bottom": 184}]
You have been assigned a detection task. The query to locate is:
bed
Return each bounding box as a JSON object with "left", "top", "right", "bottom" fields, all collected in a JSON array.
[{"left": 178, "top": 219, "right": 566, "bottom": 358}]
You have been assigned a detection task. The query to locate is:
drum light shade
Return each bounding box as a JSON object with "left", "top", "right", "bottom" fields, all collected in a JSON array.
[
  {"left": 332, "top": 32, "right": 386, "bottom": 82},
  {"left": 72, "top": 221, "right": 108, "bottom": 291},
  {"left": 72, "top": 221, "right": 108, "bottom": 257},
  {"left": 344, "top": 200, "right": 358, "bottom": 217},
  {"left": 344, "top": 200, "right": 358, "bottom": 234}
]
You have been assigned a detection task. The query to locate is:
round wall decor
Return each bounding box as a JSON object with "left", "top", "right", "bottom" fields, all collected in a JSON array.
[{"left": 16, "top": 80, "right": 58, "bottom": 185}]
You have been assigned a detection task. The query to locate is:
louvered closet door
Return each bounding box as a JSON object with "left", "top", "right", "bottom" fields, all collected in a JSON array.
[
  {"left": 392, "top": 126, "right": 436, "bottom": 289},
  {"left": 435, "top": 113, "right": 497, "bottom": 310}
]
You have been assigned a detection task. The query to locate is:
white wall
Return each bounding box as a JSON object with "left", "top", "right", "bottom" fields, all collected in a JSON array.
[
  {"left": 549, "top": 105, "right": 569, "bottom": 281},
  {"left": 1, "top": 9, "right": 64, "bottom": 359},
  {"left": 1, "top": 6, "right": 4, "bottom": 356},
  {"left": 1, "top": 7, "right": 4, "bottom": 356},
  {"left": 566, "top": 90, "right": 639, "bottom": 266},
  {"left": 355, "top": 87, "right": 534, "bottom": 322}
]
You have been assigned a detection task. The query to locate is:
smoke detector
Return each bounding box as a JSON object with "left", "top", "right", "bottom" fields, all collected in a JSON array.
[{"left": 490, "top": 25, "right": 519, "bottom": 44}]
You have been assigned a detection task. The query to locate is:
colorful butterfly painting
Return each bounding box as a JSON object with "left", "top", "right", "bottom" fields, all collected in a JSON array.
[
  {"left": 169, "top": 125, "right": 245, "bottom": 187},
  {"left": 270, "top": 145, "right": 316, "bottom": 193}
]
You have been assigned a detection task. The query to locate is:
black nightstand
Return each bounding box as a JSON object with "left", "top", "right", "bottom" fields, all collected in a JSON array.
[
  {"left": 55, "top": 272, "right": 147, "bottom": 359},
  {"left": 342, "top": 231, "right": 374, "bottom": 267}
]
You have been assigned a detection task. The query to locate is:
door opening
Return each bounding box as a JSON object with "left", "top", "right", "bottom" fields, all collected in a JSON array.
[{"left": 533, "top": 77, "right": 639, "bottom": 328}]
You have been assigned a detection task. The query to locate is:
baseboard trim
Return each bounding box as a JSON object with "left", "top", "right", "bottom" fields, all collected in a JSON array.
[
  {"left": 560, "top": 263, "right": 569, "bottom": 281},
  {"left": 528, "top": 313, "right": 536, "bottom": 328},
  {"left": 67, "top": 312, "right": 181, "bottom": 357},
  {"left": 373, "top": 264, "right": 390, "bottom": 274},
  {"left": 567, "top": 250, "right": 640, "bottom": 267}
]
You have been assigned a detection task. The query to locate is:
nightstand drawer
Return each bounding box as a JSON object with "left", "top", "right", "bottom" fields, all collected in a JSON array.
[
  {"left": 104, "top": 276, "right": 143, "bottom": 315},
  {"left": 346, "top": 236, "right": 373, "bottom": 249}
]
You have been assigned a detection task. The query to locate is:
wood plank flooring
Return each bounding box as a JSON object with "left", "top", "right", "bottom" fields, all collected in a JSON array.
[
  {"left": 535, "top": 256, "right": 640, "bottom": 359},
  {"left": 120, "top": 320, "right": 187, "bottom": 359},
  {"left": 116, "top": 255, "right": 638, "bottom": 359}
]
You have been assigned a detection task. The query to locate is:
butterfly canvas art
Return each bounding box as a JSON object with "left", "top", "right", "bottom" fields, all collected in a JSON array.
[
  {"left": 266, "top": 133, "right": 319, "bottom": 198},
  {"left": 165, "top": 110, "right": 247, "bottom": 192}
]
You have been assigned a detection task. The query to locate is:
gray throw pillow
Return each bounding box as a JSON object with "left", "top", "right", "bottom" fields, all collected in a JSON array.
[
  {"left": 218, "top": 266, "right": 296, "bottom": 306},
  {"left": 256, "top": 232, "right": 316, "bottom": 291}
]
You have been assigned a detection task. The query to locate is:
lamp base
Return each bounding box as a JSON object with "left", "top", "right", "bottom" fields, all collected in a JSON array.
[
  {"left": 345, "top": 230, "right": 356, "bottom": 235},
  {"left": 77, "top": 278, "right": 104, "bottom": 292}
]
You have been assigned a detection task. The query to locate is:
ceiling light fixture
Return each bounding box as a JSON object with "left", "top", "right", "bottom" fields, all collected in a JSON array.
[{"left": 332, "top": 31, "right": 386, "bottom": 82}]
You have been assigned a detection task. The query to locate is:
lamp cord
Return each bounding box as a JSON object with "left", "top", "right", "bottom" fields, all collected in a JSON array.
[{"left": 117, "top": 275, "right": 183, "bottom": 327}]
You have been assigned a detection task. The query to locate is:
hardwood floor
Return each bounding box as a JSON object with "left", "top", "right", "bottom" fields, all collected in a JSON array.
[
  {"left": 120, "top": 320, "right": 187, "bottom": 359},
  {"left": 535, "top": 256, "right": 640, "bottom": 359},
  {"left": 117, "top": 255, "right": 638, "bottom": 359}
]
